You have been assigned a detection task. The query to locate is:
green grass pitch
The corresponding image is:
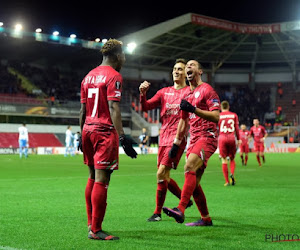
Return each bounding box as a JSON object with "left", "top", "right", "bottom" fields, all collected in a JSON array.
[{"left": 0, "top": 153, "right": 299, "bottom": 249}]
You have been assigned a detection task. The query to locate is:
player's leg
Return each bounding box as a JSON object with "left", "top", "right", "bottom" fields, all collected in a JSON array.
[
  {"left": 89, "top": 169, "right": 119, "bottom": 240},
  {"left": 221, "top": 157, "right": 229, "bottom": 185},
  {"left": 260, "top": 145, "right": 265, "bottom": 163},
  {"left": 244, "top": 144, "right": 249, "bottom": 165},
  {"left": 24, "top": 144, "right": 28, "bottom": 158},
  {"left": 254, "top": 143, "right": 261, "bottom": 166},
  {"left": 148, "top": 164, "right": 169, "bottom": 221},
  {"left": 239, "top": 145, "right": 244, "bottom": 165},
  {"left": 229, "top": 141, "right": 237, "bottom": 185},
  {"left": 163, "top": 153, "right": 202, "bottom": 223},
  {"left": 19, "top": 139, "right": 23, "bottom": 158},
  {"left": 186, "top": 168, "right": 212, "bottom": 226},
  {"left": 86, "top": 165, "right": 95, "bottom": 230}
]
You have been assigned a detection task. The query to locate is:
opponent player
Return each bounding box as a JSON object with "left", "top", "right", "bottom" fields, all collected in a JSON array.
[
  {"left": 139, "top": 58, "right": 192, "bottom": 222},
  {"left": 18, "top": 123, "right": 29, "bottom": 158},
  {"left": 239, "top": 124, "right": 250, "bottom": 166},
  {"left": 65, "top": 126, "right": 74, "bottom": 157},
  {"left": 79, "top": 39, "right": 137, "bottom": 240},
  {"left": 163, "top": 59, "right": 220, "bottom": 226},
  {"left": 218, "top": 101, "right": 240, "bottom": 186},
  {"left": 249, "top": 118, "right": 267, "bottom": 167},
  {"left": 139, "top": 128, "right": 149, "bottom": 154}
]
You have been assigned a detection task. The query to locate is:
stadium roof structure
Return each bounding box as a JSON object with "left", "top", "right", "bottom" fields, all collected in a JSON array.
[{"left": 119, "top": 13, "right": 300, "bottom": 74}]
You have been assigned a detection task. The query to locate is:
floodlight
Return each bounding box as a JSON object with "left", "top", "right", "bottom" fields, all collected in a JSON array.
[
  {"left": 127, "top": 42, "right": 137, "bottom": 53},
  {"left": 53, "top": 31, "right": 59, "bottom": 36},
  {"left": 15, "top": 24, "right": 23, "bottom": 31},
  {"left": 70, "top": 34, "right": 76, "bottom": 39},
  {"left": 0, "top": 22, "right": 3, "bottom": 27},
  {"left": 95, "top": 38, "right": 101, "bottom": 42},
  {"left": 35, "top": 28, "right": 42, "bottom": 33},
  {"left": 102, "top": 38, "right": 108, "bottom": 43}
]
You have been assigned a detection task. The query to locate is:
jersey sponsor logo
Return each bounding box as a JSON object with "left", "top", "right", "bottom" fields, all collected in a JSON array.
[
  {"left": 195, "top": 91, "right": 200, "bottom": 98},
  {"left": 84, "top": 75, "right": 107, "bottom": 85},
  {"left": 164, "top": 92, "right": 174, "bottom": 95},
  {"left": 166, "top": 103, "right": 180, "bottom": 109}
]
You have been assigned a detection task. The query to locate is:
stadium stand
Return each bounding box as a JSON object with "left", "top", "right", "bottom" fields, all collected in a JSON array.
[{"left": 0, "top": 133, "right": 63, "bottom": 148}]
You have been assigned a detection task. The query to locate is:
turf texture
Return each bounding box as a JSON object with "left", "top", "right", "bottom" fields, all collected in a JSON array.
[{"left": 0, "top": 153, "right": 299, "bottom": 249}]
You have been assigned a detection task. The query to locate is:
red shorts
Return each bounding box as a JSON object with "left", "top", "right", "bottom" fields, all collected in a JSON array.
[
  {"left": 218, "top": 138, "right": 236, "bottom": 160},
  {"left": 82, "top": 124, "right": 119, "bottom": 170},
  {"left": 239, "top": 143, "right": 249, "bottom": 153},
  {"left": 254, "top": 142, "right": 264, "bottom": 153},
  {"left": 158, "top": 146, "right": 185, "bottom": 170},
  {"left": 187, "top": 137, "right": 217, "bottom": 168}
]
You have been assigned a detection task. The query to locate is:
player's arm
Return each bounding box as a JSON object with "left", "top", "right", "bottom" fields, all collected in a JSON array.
[
  {"left": 79, "top": 103, "right": 86, "bottom": 133},
  {"left": 109, "top": 100, "right": 124, "bottom": 136},
  {"left": 139, "top": 81, "right": 161, "bottom": 111},
  {"left": 194, "top": 109, "right": 220, "bottom": 123},
  {"left": 169, "top": 114, "right": 189, "bottom": 159},
  {"left": 109, "top": 100, "right": 137, "bottom": 159}
]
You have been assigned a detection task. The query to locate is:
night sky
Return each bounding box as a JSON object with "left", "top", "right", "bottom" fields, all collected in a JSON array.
[{"left": 1, "top": 0, "right": 300, "bottom": 40}]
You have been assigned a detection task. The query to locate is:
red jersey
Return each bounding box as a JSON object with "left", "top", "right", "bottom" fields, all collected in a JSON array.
[
  {"left": 80, "top": 65, "right": 122, "bottom": 127},
  {"left": 239, "top": 130, "right": 250, "bottom": 145},
  {"left": 218, "top": 111, "right": 240, "bottom": 140},
  {"left": 250, "top": 125, "right": 266, "bottom": 143},
  {"left": 140, "top": 86, "right": 190, "bottom": 147},
  {"left": 182, "top": 83, "right": 220, "bottom": 141}
]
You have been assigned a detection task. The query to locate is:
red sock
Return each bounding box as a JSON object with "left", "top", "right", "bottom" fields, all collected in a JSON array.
[
  {"left": 85, "top": 178, "right": 95, "bottom": 226},
  {"left": 168, "top": 178, "right": 182, "bottom": 199},
  {"left": 222, "top": 163, "right": 229, "bottom": 183},
  {"left": 256, "top": 155, "right": 261, "bottom": 165},
  {"left": 193, "top": 184, "right": 209, "bottom": 217},
  {"left": 91, "top": 182, "right": 108, "bottom": 233},
  {"left": 178, "top": 171, "right": 196, "bottom": 213},
  {"left": 154, "top": 180, "right": 168, "bottom": 214},
  {"left": 262, "top": 155, "right": 265, "bottom": 162},
  {"left": 230, "top": 160, "right": 235, "bottom": 176},
  {"left": 245, "top": 155, "right": 248, "bottom": 164},
  {"left": 240, "top": 155, "right": 244, "bottom": 161}
]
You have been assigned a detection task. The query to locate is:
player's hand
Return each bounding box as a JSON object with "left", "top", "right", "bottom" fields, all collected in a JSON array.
[
  {"left": 168, "top": 144, "right": 179, "bottom": 159},
  {"left": 237, "top": 140, "right": 242, "bottom": 146},
  {"left": 77, "top": 135, "right": 83, "bottom": 152},
  {"left": 139, "top": 81, "right": 151, "bottom": 96},
  {"left": 120, "top": 135, "right": 138, "bottom": 159},
  {"left": 180, "top": 99, "right": 196, "bottom": 113}
]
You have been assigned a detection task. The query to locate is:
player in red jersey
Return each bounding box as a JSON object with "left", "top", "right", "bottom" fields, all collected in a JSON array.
[
  {"left": 79, "top": 39, "right": 137, "bottom": 240},
  {"left": 163, "top": 60, "right": 220, "bottom": 226},
  {"left": 218, "top": 101, "right": 240, "bottom": 186},
  {"left": 139, "top": 59, "right": 193, "bottom": 222},
  {"left": 239, "top": 124, "right": 250, "bottom": 166},
  {"left": 249, "top": 118, "right": 267, "bottom": 167}
]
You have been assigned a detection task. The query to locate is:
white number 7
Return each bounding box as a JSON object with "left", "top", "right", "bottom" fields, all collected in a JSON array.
[{"left": 88, "top": 88, "right": 99, "bottom": 117}]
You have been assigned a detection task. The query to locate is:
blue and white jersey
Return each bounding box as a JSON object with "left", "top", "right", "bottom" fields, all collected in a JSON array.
[
  {"left": 18, "top": 126, "right": 28, "bottom": 141},
  {"left": 65, "top": 129, "right": 73, "bottom": 146}
]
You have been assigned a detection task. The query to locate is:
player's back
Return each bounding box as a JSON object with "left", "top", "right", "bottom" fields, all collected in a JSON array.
[
  {"left": 81, "top": 65, "right": 122, "bottom": 128},
  {"left": 218, "top": 110, "right": 239, "bottom": 140}
]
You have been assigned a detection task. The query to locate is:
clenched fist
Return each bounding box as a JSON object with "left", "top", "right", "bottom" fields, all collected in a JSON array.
[{"left": 139, "top": 81, "right": 151, "bottom": 96}]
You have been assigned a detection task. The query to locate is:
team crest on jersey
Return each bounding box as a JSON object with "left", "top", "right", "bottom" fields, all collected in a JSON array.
[
  {"left": 195, "top": 91, "right": 200, "bottom": 98},
  {"left": 115, "top": 81, "right": 121, "bottom": 89}
]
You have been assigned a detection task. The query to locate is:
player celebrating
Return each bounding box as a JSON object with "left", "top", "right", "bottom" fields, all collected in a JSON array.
[
  {"left": 18, "top": 123, "right": 29, "bottom": 158},
  {"left": 218, "top": 101, "right": 240, "bottom": 186},
  {"left": 249, "top": 118, "right": 267, "bottom": 167},
  {"left": 239, "top": 124, "right": 250, "bottom": 166},
  {"left": 139, "top": 58, "right": 192, "bottom": 222},
  {"left": 163, "top": 59, "right": 220, "bottom": 226},
  {"left": 79, "top": 39, "right": 137, "bottom": 240}
]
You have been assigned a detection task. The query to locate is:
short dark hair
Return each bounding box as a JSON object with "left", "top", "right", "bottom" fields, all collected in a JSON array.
[
  {"left": 101, "top": 39, "right": 123, "bottom": 57},
  {"left": 221, "top": 100, "right": 229, "bottom": 110},
  {"left": 175, "top": 58, "right": 187, "bottom": 64}
]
